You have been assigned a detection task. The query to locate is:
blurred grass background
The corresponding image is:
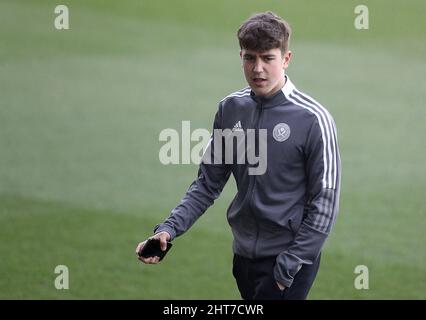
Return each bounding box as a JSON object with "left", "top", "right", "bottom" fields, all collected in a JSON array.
[{"left": 0, "top": 0, "right": 425, "bottom": 299}]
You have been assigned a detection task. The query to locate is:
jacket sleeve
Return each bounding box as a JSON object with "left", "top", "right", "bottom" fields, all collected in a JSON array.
[
  {"left": 274, "top": 115, "right": 341, "bottom": 288},
  {"left": 153, "top": 104, "right": 231, "bottom": 240}
]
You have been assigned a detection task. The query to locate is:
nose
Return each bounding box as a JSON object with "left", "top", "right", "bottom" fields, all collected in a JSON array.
[{"left": 253, "top": 58, "right": 264, "bottom": 73}]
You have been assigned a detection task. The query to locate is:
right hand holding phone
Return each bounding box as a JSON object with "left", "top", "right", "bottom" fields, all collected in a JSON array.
[{"left": 135, "top": 231, "right": 171, "bottom": 264}]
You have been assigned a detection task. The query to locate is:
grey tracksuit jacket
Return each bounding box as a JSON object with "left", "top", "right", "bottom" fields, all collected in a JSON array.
[{"left": 154, "top": 76, "right": 341, "bottom": 288}]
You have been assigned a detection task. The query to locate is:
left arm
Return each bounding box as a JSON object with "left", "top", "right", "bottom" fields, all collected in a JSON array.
[{"left": 274, "top": 116, "right": 341, "bottom": 288}]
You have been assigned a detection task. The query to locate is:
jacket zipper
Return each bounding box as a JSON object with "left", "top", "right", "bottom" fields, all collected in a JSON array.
[{"left": 248, "top": 102, "right": 264, "bottom": 258}]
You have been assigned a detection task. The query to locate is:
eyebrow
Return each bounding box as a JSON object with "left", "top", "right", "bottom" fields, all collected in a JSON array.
[{"left": 243, "top": 53, "right": 276, "bottom": 58}]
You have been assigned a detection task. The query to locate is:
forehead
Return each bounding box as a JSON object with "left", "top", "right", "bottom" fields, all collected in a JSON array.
[{"left": 241, "top": 48, "right": 282, "bottom": 56}]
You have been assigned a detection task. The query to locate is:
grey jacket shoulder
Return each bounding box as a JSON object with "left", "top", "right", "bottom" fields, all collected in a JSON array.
[{"left": 220, "top": 87, "right": 252, "bottom": 106}]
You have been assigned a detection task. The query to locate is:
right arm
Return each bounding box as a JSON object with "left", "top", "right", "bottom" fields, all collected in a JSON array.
[
  {"left": 136, "top": 104, "right": 231, "bottom": 262},
  {"left": 154, "top": 104, "right": 231, "bottom": 240}
]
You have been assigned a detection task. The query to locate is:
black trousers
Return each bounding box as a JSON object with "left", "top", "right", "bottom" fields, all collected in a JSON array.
[{"left": 232, "top": 253, "right": 321, "bottom": 300}]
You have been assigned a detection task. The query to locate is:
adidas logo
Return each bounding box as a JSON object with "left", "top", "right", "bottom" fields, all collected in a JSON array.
[{"left": 232, "top": 121, "right": 244, "bottom": 132}]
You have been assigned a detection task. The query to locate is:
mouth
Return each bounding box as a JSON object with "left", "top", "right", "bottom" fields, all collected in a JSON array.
[{"left": 252, "top": 77, "right": 267, "bottom": 86}]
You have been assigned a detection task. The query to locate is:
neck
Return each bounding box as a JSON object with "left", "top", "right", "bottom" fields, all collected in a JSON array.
[{"left": 263, "top": 74, "right": 287, "bottom": 98}]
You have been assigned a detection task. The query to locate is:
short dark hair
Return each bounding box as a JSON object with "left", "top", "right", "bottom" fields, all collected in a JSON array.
[{"left": 237, "top": 11, "right": 292, "bottom": 53}]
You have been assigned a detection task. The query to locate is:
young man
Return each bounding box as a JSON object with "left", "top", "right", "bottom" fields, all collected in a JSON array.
[{"left": 136, "top": 11, "right": 341, "bottom": 300}]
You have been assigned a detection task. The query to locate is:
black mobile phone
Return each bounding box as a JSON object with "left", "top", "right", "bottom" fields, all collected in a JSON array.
[{"left": 138, "top": 238, "right": 172, "bottom": 261}]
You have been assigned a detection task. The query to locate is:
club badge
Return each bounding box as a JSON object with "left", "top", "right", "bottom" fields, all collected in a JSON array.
[{"left": 273, "top": 123, "right": 291, "bottom": 142}]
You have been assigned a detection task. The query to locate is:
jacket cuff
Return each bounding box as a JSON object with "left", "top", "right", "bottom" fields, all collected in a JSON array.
[
  {"left": 273, "top": 257, "right": 303, "bottom": 288},
  {"left": 273, "top": 267, "right": 294, "bottom": 288},
  {"left": 153, "top": 224, "right": 176, "bottom": 241}
]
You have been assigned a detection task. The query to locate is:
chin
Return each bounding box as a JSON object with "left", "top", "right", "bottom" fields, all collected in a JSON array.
[{"left": 253, "top": 89, "right": 268, "bottom": 96}]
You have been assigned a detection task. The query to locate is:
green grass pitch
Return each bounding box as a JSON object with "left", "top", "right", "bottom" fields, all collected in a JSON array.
[{"left": 1, "top": 0, "right": 425, "bottom": 299}]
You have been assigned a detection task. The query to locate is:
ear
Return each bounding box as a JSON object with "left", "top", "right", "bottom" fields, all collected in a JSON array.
[{"left": 282, "top": 50, "right": 292, "bottom": 69}]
